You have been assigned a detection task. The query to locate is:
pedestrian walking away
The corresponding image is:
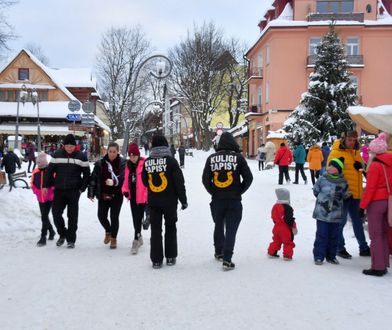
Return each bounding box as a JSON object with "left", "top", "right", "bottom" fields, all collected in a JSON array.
[
  {"left": 267, "top": 188, "right": 297, "bottom": 261},
  {"left": 292, "top": 142, "right": 307, "bottom": 184},
  {"left": 43, "top": 134, "right": 90, "bottom": 249},
  {"left": 142, "top": 135, "right": 187, "bottom": 269},
  {"left": 88, "top": 142, "right": 125, "bottom": 249},
  {"left": 360, "top": 133, "right": 391, "bottom": 277},
  {"left": 307, "top": 144, "right": 324, "bottom": 185},
  {"left": 274, "top": 143, "right": 292, "bottom": 184},
  {"left": 256, "top": 144, "right": 266, "bottom": 171},
  {"left": 327, "top": 130, "right": 370, "bottom": 259},
  {"left": 122, "top": 142, "right": 148, "bottom": 254},
  {"left": 202, "top": 132, "right": 253, "bottom": 271},
  {"left": 312, "top": 158, "right": 351, "bottom": 265},
  {"left": 26, "top": 141, "right": 37, "bottom": 173},
  {"left": 178, "top": 144, "right": 186, "bottom": 168},
  {"left": 30, "top": 152, "right": 56, "bottom": 246},
  {"left": 320, "top": 142, "right": 331, "bottom": 175}
]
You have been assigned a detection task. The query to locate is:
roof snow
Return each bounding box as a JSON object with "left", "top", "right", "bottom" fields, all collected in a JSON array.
[
  {"left": 277, "top": 2, "right": 293, "bottom": 21},
  {"left": 48, "top": 68, "right": 96, "bottom": 89}
]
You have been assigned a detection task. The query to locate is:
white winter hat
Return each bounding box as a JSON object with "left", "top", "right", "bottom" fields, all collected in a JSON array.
[{"left": 275, "top": 188, "right": 290, "bottom": 205}]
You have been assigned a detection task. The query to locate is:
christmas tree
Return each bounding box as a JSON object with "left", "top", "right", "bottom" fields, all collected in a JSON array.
[{"left": 284, "top": 23, "right": 357, "bottom": 145}]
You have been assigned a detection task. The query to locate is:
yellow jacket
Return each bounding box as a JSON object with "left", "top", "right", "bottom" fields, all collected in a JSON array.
[
  {"left": 327, "top": 139, "right": 364, "bottom": 198},
  {"left": 307, "top": 145, "right": 324, "bottom": 170}
]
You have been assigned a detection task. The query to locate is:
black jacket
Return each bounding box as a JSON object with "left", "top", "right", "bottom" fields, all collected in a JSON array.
[
  {"left": 202, "top": 132, "right": 253, "bottom": 200},
  {"left": 178, "top": 146, "right": 186, "bottom": 157},
  {"left": 88, "top": 155, "right": 126, "bottom": 200},
  {"left": 142, "top": 146, "right": 187, "bottom": 208},
  {"left": 44, "top": 148, "right": 90, "bottom": 191},
  {"left": 1, "top": 151, "right": 21, "bottom": 174}
]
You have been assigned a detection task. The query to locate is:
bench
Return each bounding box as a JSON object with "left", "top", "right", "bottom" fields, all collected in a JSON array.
[{"left": 8, "top": 171, "right": 30, "bottom": 191}]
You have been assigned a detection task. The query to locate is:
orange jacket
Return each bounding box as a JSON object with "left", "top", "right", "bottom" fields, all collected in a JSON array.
[{"left": 307, "top": 145, "right": 324, "bottom": 170}]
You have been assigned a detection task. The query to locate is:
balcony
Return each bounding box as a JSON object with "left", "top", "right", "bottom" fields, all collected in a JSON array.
[
  {"left": 247, "top": 67, "right": 263, "bottom": 81},
  {"left": 308, "top": 12, "right": 364, "bottom": 22},
  {"left": 249, "top": 105, "right": 262, "bottom": 113},
  {"left": 307, "top": 54, "right": 364, "bottom": 66}
]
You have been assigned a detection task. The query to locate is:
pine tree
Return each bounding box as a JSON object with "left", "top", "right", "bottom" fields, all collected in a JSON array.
[{"left": 284, "top": 23, "right": 357, "bottom": 145}]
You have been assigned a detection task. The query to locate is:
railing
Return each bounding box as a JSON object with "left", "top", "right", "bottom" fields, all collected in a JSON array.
[
  {"left": 308, "top": 12, "right": 364, "bottom": 22},
  {"left": 248, "top": 67, "right": 263, "bottom": 79},
  {"left": 307, "top": 54, "right": 364, "bottom": 66}
]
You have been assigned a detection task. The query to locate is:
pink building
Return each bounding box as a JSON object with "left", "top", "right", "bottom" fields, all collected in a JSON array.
[{"left": 245, "top": 0, "right": 392, "bottom": 157}]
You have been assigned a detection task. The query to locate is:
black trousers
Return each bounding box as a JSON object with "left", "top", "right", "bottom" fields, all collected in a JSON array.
[
  {"left": 39, "top": 201, "right": 54, "bottom": 237},
  {"left": 210, "top": 199, "right": 242, "bottom": 262},
  {"left": 278, "top": 166, "right": 290, "bottom": 184},
  {"left": 28, "top": 160, "right": 36, "bottom": 172},
  {"left": 258, "top": 161, "right": 265, "bottom": 171},
  {"left": 294, "top": 163, "right": 307, "bottom": 183},
  {"left": 179, "top": 155, "right": 185, "bottom": 167},
  {"left": 310, "top": 169, "right": 320, "bottom": 185},
  {"left": 52, "top": 189, "right": 81, "bottom": 243},
  {"left": 130, "top": 199, "right": 146, "bottom": 240},
  {"left": 149, "top": 205, "right": 178, "bottom": 263},
  {"left": 98, "top": 194, "right": 123, "bottom": 239}
]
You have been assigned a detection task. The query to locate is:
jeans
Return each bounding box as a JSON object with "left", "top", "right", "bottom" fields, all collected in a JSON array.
[
  {"left": 97, "top": 194, "right": 123, "bottom": 239},
  {"left": 338, "top": 198, "right": 369, "bottom": 252},
  {"left": 210, "top": 199, "right": 242, "bottom": 262}
]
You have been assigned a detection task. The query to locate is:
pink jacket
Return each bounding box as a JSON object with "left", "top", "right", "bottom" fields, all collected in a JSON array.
[
  {"left": 122, "top": 158, "right": 148, "bottom": 204},
  {"left": 30, "top": 168, "right": 55, "bottom": 203}
]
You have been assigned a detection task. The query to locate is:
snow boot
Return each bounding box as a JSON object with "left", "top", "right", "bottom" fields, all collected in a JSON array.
[
  {"left": 37, "top": 236, "right": 46, "bottom": 247},
  {"left": 130, "top": 236, "right": 143, "bottom": 255},
  {"left": 326, "top": 258, "right": 340, "bottom": 265},
  {"left": 214, "top": 253, "right": 224, "bottom": 261},
  {"left": 48, "top": 228, "right": 55, "bottom": 241},
  {"left": 337, "top": 249, "right": 352, "bottom": 259},
  {"left": 283, "top": 256, "right": 292, "bottom": 261},
  {"left": 268, "top": 252, "right": 280, "bottom": 258},
  {"left": 110, "top": 238, "right": 117, "bottom": 249},
  {"left": 314, "top": 259, "right": 323, "bottom": 265},
  {"left": 362, "top": 268, "right": 387, "bottom": 277},
  {"left": 359, "top": 247, "right": 371, "bottom": 257},
  {"left": 222, "top": 261, "right": 235, "bottom": 271},
  {"left": 67, "top": 242, "right": 75, "bottom": 249},
  {"left": 56, "top": 236, "right": 66, "bottom": 247},
  {"left": 152, "top": 262, "right": 162, "bottom": 269},
  {"left": 104, "top": 232, "right": 111, "bottom": 245},
  {"left": 166, "top": 258, "right": 176, "bottom": 266}
]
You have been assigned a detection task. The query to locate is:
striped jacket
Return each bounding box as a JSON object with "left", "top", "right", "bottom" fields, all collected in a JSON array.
[{"left": 44, "top": 148, "right": 90, "bottom": 191}]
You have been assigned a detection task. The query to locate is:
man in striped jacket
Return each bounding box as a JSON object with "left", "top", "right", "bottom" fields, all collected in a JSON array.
[{"left": 43, "top": 134, "right": 90, "bottom": 248}]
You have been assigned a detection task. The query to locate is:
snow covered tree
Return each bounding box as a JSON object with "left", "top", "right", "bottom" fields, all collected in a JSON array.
[{"left": 284, "top": 23, "right": 357, "bottom": 145}]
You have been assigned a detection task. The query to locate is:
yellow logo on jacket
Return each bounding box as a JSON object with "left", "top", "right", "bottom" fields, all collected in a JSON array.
[
  {"left": 148, "top": 172, "right": 168, "bottom": 193},
  {"left": 213, "top": 171, "right": 233, "bottom": 188}
]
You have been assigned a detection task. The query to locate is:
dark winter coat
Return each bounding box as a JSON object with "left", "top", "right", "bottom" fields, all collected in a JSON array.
[
  {"left": 312, "top": 173, "right": 351, "bottom": 223},
  {"left": 142, "top": 146, "right": 187, "bottom": 208},
  {"left": 26, "top": 143, "right": 36, "bottom": 161},
  {"left": 178, "top": 146, "right": 186, "bottom": 157},
  {"left": 88, "top": 155, "right": 126, "bottom": 200},
  {"left": 1, "top": 151, "right": 21, "bottom": 174},
  {"left": 293, "top": 145, "right": 306, "bottom": 164},
  {"left": 202, "top": 132, "right": 253, "bottom": 200},
  {"left": 321, "top": 145, "right": 330, "bottom": 167},
  {"left": 44, "top": 148, "right": 90, "bottom": 191}
]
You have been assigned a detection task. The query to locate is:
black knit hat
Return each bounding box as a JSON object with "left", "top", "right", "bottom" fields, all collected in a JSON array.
[
  {"left": 63, "top": 134, "right": 76, "bottom": 146},
  {"left": 151, "top": 135, "right": 168, "bottom": 148}
]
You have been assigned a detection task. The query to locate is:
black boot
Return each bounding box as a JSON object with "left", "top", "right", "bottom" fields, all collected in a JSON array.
[
  {"left": 37, "top": 236, "right": 46, "bottom": 247},
  {"left": 56, "top": 236, "right": 66, "bottom": 247},
  {"left": 48, "top": 228, "right": 56, "bottom": 240},
  {"left": 362, "top": 268, "right": 387, "bottom": 277}
]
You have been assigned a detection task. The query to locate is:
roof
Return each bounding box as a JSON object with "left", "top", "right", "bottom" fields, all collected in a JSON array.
[
  {"left": 0, "top": 101, "right": 83, "bottom": 118},
  {"left": 348, "top": 105, "right": 392, "bottom": 134},
  {"left": 48, "top": 68, "right": 97, "bottom": 89},
  {"left": 0, "top": 124, "right": 85, "bottom": 136}
]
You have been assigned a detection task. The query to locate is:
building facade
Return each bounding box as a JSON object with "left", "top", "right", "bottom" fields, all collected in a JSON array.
[{"left": 245, "top": 0, "right": 392, "bottom": 157}]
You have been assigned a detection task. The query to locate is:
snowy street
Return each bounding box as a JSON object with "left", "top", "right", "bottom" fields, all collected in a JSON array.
[{"left": 0, "top": 151, "right": 391, "bottom": 330}]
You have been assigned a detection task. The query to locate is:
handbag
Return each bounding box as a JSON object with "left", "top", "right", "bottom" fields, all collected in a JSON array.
[{"left": 381, "top": 164, "right": 392, "bottom": 227}]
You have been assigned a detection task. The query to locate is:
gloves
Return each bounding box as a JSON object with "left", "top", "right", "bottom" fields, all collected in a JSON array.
[
  {"left": 105, "top": 178, "right": 114, "bottom": 186},
  {"left": 292, "top": 228, "right": 298, "bottom": 236},
  {"left": 359, "top": 208, "right": 365, "bottom": 219},
  {"left": 181, "top": 203, "right": 188, "bottom": 210},
  {"left": 123, "top": 192, "right": 129, "bottom": 198},
  {"left": 353, "top": 161, "right": 363, "bottom": 171}
]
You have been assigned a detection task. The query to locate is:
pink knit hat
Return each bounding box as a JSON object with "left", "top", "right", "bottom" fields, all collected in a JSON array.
[
  {"left": 369, "top": 132, "right": 388, "bottom": 155},
  {"left": 36, "top": 152, "right": 49, "bottom": 168}
]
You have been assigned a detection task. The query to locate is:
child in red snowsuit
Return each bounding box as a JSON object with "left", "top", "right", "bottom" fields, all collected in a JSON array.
[{"left": 268, "top": 188, "right": 297, "bottom": 260}]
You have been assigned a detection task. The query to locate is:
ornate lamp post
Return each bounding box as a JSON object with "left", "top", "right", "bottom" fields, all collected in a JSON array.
[
  {"left": 31, "top": 89, "right": 41, "bottom": 152},
  {"left": 121, "top": 55, "right": 172, "bottom": 156},
  {"left": 14, "top": 84, "right": 28, "bottom": 150}
]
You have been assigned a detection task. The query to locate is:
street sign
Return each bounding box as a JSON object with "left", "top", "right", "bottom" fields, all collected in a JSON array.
[
  {"left": 69, "top": 124, "right": 94, "bottom": 132},
  {"left": 68, "top": 100, "right": 81, "bottom": 112},
  {"left": 81, "top": 114, "right": 95, "bottom": 126},
  {"left": 82, "top": 101, "right": 94, "bottom": 114},
  {"left": 66, "top": 113, "right": 81, "bottom": 121}
]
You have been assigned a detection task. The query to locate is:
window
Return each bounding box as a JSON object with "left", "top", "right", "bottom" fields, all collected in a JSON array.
[
  {"left": 0, "top": 90, "right": 16, "bottom": 102},
  {"left": 309, "top": 37, "right": 322, "bottom": 55},
  {"left": 349, "top": 75, "right": 358, "bottom": 95},
  {"left": 257, "top": 87, "right": 262, "bottom": 107},
  {"left": 266, "top": 45, "right": 270, "bottom": 65},
  {"left": 346, "top": 37, "right": 359, "bottom": 56},
  {"left": 258, "top": 50, "right": 263, "bottom": 68},
  {"left": 18, "top": 68, "right": 29, "bottom": 81},
  {"left": 38, "top": 90, "right": 48, "bottom": 101},
  {"left": 316, "top": 1, "right": 354, "bottom": 13},
  {"left": 266, "top": 82, "right": 270, "bottom": 103}
]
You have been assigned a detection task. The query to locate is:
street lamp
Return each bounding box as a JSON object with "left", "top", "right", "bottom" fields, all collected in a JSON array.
[
  {"left": 31, "top": 89, "right": 41, "bottom": 152},
  {"left": 121, "top": 54, "right": 173, "bottom": 156},
  {"left": 14, "top": 84, "right": 28, "bottom": 150}
]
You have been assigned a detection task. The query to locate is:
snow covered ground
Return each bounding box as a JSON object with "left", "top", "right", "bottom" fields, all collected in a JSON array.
[{"left": 0, "top": 150, "right": 391, "bottom": 330}]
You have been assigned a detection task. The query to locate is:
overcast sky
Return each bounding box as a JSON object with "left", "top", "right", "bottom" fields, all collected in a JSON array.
[{"left": 5, "top": 0, "right": 272, "bottom": 68}]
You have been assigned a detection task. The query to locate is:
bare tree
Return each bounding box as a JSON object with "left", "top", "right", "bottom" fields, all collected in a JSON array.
[
  {"left": 0, "top": 0, "right": 17, "bottom": 56},
  {"left": 96, "top": 26, "right": 152, "bottom": 142},
  {"left": 170, "top": 22, "right": 228, "bottom": 150},
  {"left": 25, "top": 43, "right": 50, "bottom": 65}
]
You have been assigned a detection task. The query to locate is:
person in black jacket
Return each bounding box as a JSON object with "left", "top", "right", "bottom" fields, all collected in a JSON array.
[
  {"left": 43, "top": 134, "right": 90, "bottom": 248},
  {"left": 142, "top": 135, "right": 187, "bottom": 269},
  {"left": 178, "top": 144, "right": 186, "bottom": 168},
  {"left": 202, "top": 132, "right": 253, "bottom": 271},
  {"left": 0, "top": 148, "right": 21, "bottom": 186},
  {"left": 88, "top": 142, "right": 125, "bottom": 249}
]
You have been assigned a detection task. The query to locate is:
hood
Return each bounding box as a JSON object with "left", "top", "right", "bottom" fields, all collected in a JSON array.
[
  {"left": 296, "top": 145, "right": 305, "bottom": 151},
  {"left": 374, "top": 153, "right": 392, "bottom": 167},
  {"left": 332, "top": 138, "right": 360, "bottom": 151},
  {"left": 310, "top": 145, "right": 320, "bottom": 151},
  {"left": 150, "top": 146, "right": 172, "bottom": 158},
  {"left": 217, "top": 132, "right": 240, "bottom": 153}
]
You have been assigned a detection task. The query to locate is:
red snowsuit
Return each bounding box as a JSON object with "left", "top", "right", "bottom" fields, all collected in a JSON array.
[{"left": 268, "top": 203, "right": 297, "bottom": 258}]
